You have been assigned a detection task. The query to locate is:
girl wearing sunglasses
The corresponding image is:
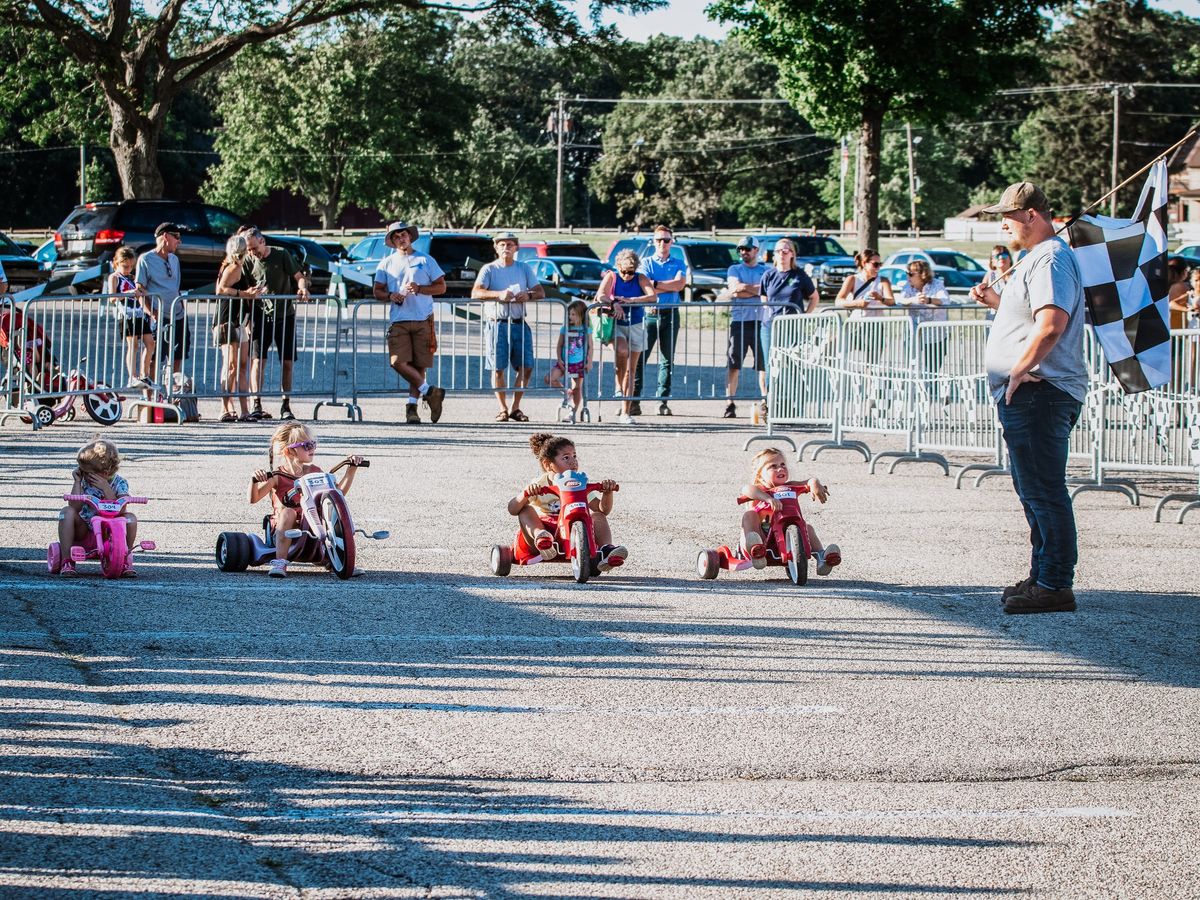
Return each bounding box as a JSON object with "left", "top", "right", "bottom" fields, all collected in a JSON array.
[{"left": 249, "top": 422, "right": 363, "bottom": 578}]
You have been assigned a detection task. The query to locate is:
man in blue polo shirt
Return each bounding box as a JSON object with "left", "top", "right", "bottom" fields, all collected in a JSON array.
[{"left": 634, "top": 224, "right": 688, "bottom": 415}]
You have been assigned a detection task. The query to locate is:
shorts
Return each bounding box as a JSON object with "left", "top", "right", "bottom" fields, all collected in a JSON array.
[
  {"left": 162, "top": 318, "right": 190, "bottom": 363},
  {"left": 252, "top": 313, "right": 298, "bottom": 362},
  {"left": 212, "top": 320, "right": 249, "bottom": 345},
  {"left": 727, "top": 319, "right": 764, "bottom": 371},
  {"left": 566, "top": 360, "right": 585, "bottom": 376},
  {"left": 612, "top": 321, "right": 646, "bottom": 353},
  {"left": 486, "top": 319, "right": 534, "bottom": 372},
  {"left": 122, "top": 316, "right": 154, "bottom": 340},
  {"left": 759, "top": 320, "right": 773, "bottom": 364},
  {"left": 387, "top": 318, "right": 434, "bottom": 370}
]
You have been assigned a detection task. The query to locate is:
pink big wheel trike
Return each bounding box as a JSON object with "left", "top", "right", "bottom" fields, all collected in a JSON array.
[{"left": 47, "top": 493, "right": 156, "bottom": 578}]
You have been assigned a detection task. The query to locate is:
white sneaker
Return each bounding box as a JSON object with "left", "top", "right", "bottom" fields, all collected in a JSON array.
[
  {"left": 268, "top": 559, "right": 288, "bottom": 578},
  {"left": 616, "top": 413, "right": 636, "bottom": 425},
  {"left": 816, "top": 543, "right": 841, "bottom": 576},
  {"left": 598, "top": 544, "right": 628, "bottom": 572}
]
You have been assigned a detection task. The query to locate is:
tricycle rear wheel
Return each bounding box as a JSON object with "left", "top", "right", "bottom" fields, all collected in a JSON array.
[
  {"left": 696, "top": 549, "right": 719, "bottom": 580},
  {"left": 215, "top": 532, "right": 252, "bottom": 572},
  {"left": 490, "top": 545, "right": 513, "bottom": 576}
]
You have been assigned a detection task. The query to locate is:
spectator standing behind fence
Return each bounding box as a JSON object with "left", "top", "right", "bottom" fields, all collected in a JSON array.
[
  {"left": 598, "top": 249, "right": 656, "bottom": 425},
  {"left": 239, "top": 226, "right": 310, "bottom": 421},
  {"left": 836, "top": 248, "right": 894, "bottom": 318},
  {"left": 1166, "top": 257, "right": 1190, "bottom": 330},
  {"left": 971, "top": 182, "right": 1087, "bottom": 616},
  {"left": 472, "top": 232, "right": 543, "bottom": 423},
  {"left": 372, "top": 221, "right": 447, "bottom": 425},
  {"left": 759, "top": 239, "right": 819, "bottom": 421},
  {"left": 723, "top": 236, "right": 766, "bottom": 419},
  {"left": 896, "top": 258, "right": 950, "bottom": 373},
  {"left": 108, "top": 247, "right": 154, "bottom": 390},
  {"left": 135, "top": 223, "right": 185, "bottom": 378},
  {"left": 214, "top": 234, "right": 264, "bottom": 422},
  {"left": 988, "top": 245, "right": 1014, "bottom": 285},
  {"left": 634, "top": 225, "right": 688, "bottom": 416}
]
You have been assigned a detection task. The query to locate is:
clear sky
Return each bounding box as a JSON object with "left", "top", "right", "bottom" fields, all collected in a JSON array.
[{"left": 577, "top": 0, "right": 1200, "bottom": 42}]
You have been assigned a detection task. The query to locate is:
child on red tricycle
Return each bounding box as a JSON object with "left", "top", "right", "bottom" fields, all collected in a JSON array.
[
  {"left": 697, "top": 447, "right": 841, "bottom": 584},
  {"left": 492, "top": 432, "right": 627, "bottom": 582}
]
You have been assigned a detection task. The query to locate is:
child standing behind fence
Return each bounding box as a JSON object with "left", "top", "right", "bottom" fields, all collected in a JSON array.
[
  {"left": 545, "top": 300, "right": 592, "bottom": 417},
  {"left": 108, "top": 247, "right": 155, "bottom": 390}
]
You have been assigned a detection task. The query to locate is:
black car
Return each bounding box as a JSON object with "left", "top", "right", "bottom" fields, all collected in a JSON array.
[
  {"left": 0, "top": 231, "right": 50, "bottom": 293},
  {"left": 264, "top": 233, "right": 335, "bottom": 295},
  {"left": 753, "top": 234, "right": 856, "bottom": 301}
]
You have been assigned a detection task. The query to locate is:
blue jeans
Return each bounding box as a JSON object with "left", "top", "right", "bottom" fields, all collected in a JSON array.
[
  {"left": 633, "top": 307, "right": 680, "bottom": 399},
  {"left": 996, "top": 381, "right": 1082, "bottom": 590}
]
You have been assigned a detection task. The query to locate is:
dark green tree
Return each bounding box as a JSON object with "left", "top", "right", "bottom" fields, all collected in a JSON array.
[{"left": 708, "top": 0, "right": 1049, "bottom": 249}]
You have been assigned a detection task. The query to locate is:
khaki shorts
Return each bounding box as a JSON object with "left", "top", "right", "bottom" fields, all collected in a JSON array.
[
  {"left": 613, "top": 321, "right": 646, "bottom": 353},
  {"left": 387, "top": 319, "right": 434, "bottom": 370}
]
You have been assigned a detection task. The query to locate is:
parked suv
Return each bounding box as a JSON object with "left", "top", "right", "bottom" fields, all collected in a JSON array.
[
  {"left": 0, "top": 231, "right": 50, "bottom": 292},
  {"left": 339, "top": 231, "right": 497, "bottom": 298},
  {"left": 603, "top": 236, "right": 736, "bottom": 302},
  {"left": 752, "top": 233, "right": 856, "bottom": 301}
]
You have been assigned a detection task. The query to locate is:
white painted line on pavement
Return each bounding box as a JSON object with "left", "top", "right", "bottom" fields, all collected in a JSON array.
[{"left": 0, "top": 629, "right": 627, "bottom": 644}]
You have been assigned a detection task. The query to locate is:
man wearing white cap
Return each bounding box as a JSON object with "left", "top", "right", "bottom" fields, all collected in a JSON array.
[
  {"left": 372, "top": 221, "right": 447, "bottom": 424},
  {"left": 471, "top": 232, "right": 544, "bottom": 422}
]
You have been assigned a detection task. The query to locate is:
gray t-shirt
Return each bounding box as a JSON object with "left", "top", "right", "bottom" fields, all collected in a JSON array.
[
  {"left": 984, "top": 236, "right": 1087, "bottom": 403},
  {"left": 135, "top": 251, "right": 183, "bottom": 320},
  {"left": 476, "top": 260, "right": 537, "bottom": 321}
]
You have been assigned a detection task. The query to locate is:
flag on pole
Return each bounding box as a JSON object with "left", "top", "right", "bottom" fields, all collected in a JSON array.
[{"left": 1066, "top": 160, "right": 1172, "bottom": 393}]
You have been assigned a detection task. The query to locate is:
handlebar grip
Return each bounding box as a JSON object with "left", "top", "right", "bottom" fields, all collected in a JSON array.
[
  {"left": 357, "top": 460, "right": 370, "bottom": 468},
  {"left": 736, "top": 496, "right": 751, "bottom": 505},
  {"left": 63, "top": 494, "right": 90, "bottom": 503}
]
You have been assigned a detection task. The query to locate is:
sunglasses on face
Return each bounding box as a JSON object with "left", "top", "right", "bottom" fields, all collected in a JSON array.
[
  {"left": 654, "top": 237, "right": 673, "bottom": 243},
  {"left": 288, "top": 440, "right": 317, "bottom": 452}
]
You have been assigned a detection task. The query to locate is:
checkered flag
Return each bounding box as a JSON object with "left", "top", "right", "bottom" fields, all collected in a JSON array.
[{"left": 1066, "top": 159, "right": 1172, "bottom": 393}]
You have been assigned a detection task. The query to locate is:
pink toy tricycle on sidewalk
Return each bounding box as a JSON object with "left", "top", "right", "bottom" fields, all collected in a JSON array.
[{"left": 48, "top": 494, "right": 156, "bottom": 578}]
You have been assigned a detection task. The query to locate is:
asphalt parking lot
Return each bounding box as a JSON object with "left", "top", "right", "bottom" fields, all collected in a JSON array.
[{"left": 1, "top": 396, "right": 1197, "bottom": 898}]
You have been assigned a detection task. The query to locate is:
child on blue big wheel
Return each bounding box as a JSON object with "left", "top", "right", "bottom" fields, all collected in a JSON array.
[
  {"left": 742, "top": 447, "right": 841, "bottom": 575},
  {"left": 508, "top": 432, "right": 627, "bottom": 569}
]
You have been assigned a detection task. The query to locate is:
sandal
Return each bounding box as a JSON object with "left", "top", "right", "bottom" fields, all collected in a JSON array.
[
  {"left": 495, "top": 410, "right": 510, "bottom": 422},
  {"left": 219, "top": 412, "right": 237, "bottom": 423},
  {"left": 509, "top": 409, "right": 529, "bottom": 422}
]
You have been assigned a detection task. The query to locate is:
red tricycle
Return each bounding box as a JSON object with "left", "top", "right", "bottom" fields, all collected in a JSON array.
[
  {"left": 490, "top": 469, "right": 620, "bottom": 584},
  {"left": 48, "top": 493, "right": 155, "bottom": 578},
  {"left": 696, "top": 484, "right": 815, "bottom": 585}
]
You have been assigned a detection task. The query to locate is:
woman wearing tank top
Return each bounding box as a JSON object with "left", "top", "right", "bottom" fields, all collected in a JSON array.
[{"left": 835, "top": 248, "right": 894, "bottom": 319}]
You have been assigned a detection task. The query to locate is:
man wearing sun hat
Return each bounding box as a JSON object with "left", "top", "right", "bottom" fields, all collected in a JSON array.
[
  {"left": 372, "top": 221, "right": 447, "bottom": 424},
  {"left": 471, "top": 231, "right": 544, "bottom": 422},
  {"left": 971, "top": 181, "right": 1086, "bottom": 616}
]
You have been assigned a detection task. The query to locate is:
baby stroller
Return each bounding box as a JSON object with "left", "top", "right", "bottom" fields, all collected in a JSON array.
[{"left": 0, "top": 298, "right": 123, "bottom": 428}]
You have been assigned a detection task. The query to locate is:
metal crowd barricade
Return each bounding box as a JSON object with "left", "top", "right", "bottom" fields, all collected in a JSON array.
[
  {"left": 348, "top": 297, "right": 571, "bottom": 419},
  {"left": 585, "top": 300, "right": 781, "bottom": 422},
  {"left": 0, "top": 293, "right": 178, "bottom": 429},
  {"left": 163, "top": 294, "right": 350, "bottom": 420}
]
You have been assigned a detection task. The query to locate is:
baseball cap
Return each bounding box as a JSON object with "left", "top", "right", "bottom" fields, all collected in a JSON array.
[
  {"left": 983, "top": 182, "right": 1050, "bottom": 215},
  {"left": 154, "top": 222, "right": 182, "bottom": 237},
  {"left": 736, "top": 236, "right": 759, "bottom": 250},
  {"left": 492, "top": 231, "right": 520, "bottom": 243},
  {"left": 385, "top": 221, "right": 418, "bottom": 242}
]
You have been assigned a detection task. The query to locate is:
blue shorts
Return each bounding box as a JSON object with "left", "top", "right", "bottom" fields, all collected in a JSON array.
[{"left": 487, "top": 319, "right": 535, "bottom": 372}]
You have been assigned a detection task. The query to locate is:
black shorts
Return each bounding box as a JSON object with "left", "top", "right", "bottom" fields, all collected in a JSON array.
[
  {"left": 727, "top": 320, "right": 764, "bottom": 371},
  {"left": 121, "top": 317, "right": 153, "bottom": 340},
  {"left": 162, "top": 318, "right": 190, "bottom": 362},
  {"left": 251, "top": 313, "right": 298, "bottom": 362}
]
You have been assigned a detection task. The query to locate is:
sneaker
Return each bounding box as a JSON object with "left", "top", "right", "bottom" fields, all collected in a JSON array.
[
  {"left": 616, "top": 413, "right": 636, "bottom": 425},
  {"left": 533, "top": 528, "right": 557, "bottom": 561},
  {"left": 59, "top": 560, "right": 78, "bottom": 578},
  {"left": 424, "top": 386, "right": 446, "bottom": 423},
  {"left": 658, "top": 401, "right": 672, "bottom": 416},
  {"left": 268, "top": 559, "right": 288, "bottom": 578},
  {"left": 743, "top": 533, "right": 767, "bottom": 569},
  {"left": 1001, "top": 576, "right": 1036, "bottom": 605},
  {"left": 279, "top": 400, "right": 295, "bottom": 421},
  {"left": 598, "top": 544, "right": 628, "bottom": 572},
  {"left": 816, "top": 543, "right": 841, "bottom": 576},
  {"left": 628, "top": 401, "right": 642, "bottom": 416},
  {"left": 1004, "top": 584, "right": 1076, "bottom": 615},
  {"left": 405, "top": 404, "right": 421, "bottom": 424},
  {"left": 125, "top": 377, "right": 145, "bottom": 390},
  {"left": 723, "top": 402, "right": 737, "bottom": 419}
]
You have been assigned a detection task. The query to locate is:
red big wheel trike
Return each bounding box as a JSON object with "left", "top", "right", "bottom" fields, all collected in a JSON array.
[
  {"left": 490, "top": 469, "right": 620, "bottom": 584},
  {"left": 697, "top": 484, "right": 814, "bottom": 585}
]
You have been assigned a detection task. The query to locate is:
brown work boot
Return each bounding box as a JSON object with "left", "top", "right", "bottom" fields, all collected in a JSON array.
[
  {"left": 424, "top": 386, "right": 445, "bottom": 423},
  {"left": 1004, "top": 584, "right": 1076, "bottom": 615},
  {"left": 1001, "top": 576, "right": 1036, "bottom": 605},
  {"left": 405, "top": 404, "right": 421, "bottom": 424}
]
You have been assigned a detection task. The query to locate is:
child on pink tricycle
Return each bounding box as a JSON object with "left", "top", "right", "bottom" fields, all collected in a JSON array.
[{"left": 51, "top": 438, "right": 146, "bottom": 577}]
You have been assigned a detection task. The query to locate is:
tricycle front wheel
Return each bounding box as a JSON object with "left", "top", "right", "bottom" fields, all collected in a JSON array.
[{"left": 784, "top": 523, "right": 808, "bottom": 586}]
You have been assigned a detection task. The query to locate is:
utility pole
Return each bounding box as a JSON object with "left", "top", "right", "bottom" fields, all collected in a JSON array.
[
  {"left": 905, "top": 123, "right": 918, "bottom": 236},
  {"left": 838, "top": 135, "right": 848, "bottom": 235},
  {"left": 555, "top": 95, "right": 565, "bottom": 232},
  {"left": 1111, "top": 84, "right": 1120, "bottom": 217},
  {"left": 79, "top": 144, "right": 87, "bottom": 204}
]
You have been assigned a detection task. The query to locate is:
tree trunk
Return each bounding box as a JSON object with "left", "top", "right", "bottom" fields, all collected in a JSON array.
[
  {"left": 109, "top": 102, "right": 166, "bottom": 199},
  {"left": 854, "top": 109, "right": 884, "bottom": 252}
]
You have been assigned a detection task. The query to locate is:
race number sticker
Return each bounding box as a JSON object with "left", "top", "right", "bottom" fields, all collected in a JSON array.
[
  {"left": 774, "top": 489, "right": 797, "bottom": 500},
  {"left": 563, "top": 501, "right": 587, "bottom": 515}
]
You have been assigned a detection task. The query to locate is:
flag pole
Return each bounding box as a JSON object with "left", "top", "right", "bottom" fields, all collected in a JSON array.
[{"left": 980, "top": 126, "right": 1198, "bottom": 293}]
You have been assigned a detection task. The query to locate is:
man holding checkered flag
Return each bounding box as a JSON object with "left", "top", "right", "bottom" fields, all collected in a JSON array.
[{"left": 971, "top": 183, "right": 1088, "bottom": 616}]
